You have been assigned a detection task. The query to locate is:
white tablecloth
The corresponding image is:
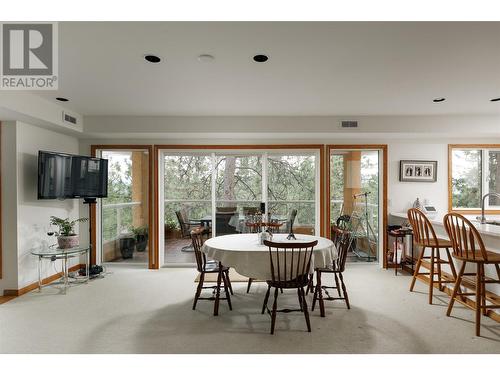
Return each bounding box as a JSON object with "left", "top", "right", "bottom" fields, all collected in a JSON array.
[{"left": 202, "top": 233, "right": 337, "bottom": 280}]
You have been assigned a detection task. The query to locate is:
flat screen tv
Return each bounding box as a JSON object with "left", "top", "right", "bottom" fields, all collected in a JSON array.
[{"left": 38, "top": 151, "right": 108, "bottom": 200}]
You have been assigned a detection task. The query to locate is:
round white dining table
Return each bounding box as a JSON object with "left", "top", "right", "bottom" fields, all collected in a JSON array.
[{"left": 202, "top": 233, "right": 337, "bottom": 280}]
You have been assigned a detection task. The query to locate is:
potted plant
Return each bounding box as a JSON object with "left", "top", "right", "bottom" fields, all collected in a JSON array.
[
  {"left": 119, "top": 234, "right": 136, "bottom": 259},
  {"left": 50, "top": 216, "right": 88, "bottom": 249},
  {"left": 131, "top": 226, "right": 148, "bottom": 252},
  {"left": 164, "top": 218, "right": 178, "bottom": 239}
]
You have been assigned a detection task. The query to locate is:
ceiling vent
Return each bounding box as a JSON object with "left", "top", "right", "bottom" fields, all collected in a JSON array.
[
  {"left": 62, "top": 111, "right": 78, "bottom": 126},
  {"left": 340, "top": 120, "right": 358, "bottom": 129}
]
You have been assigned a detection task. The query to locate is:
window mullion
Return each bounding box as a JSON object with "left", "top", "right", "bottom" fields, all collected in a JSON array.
[
  {"left": 482, "top": 149, "right": 489, "bottom": 209},
  {"left": 262, "top": 152, "right": 268, "bottom": 215},
  {"left": 211, "top": 152, "right": 217, "bottom": 237}
]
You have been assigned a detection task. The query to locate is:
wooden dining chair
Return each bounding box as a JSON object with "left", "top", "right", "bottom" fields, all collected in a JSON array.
[
  {"left": 311, "top": 226, "right": 351, "bottom": 316},
  {"left": 261, "top": 239, "right": 318, "bottom": 334},
  {"left": 407, "top": 208, "right": 457, "bottom": 304},
  {"left": 443, "top": 213, "right": 500, "bottom": 336},
  {"left": 191, "top": 228, "right": 233, "bottom": 316}
]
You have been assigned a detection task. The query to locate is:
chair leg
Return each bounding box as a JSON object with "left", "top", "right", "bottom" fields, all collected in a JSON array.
[
  {"left": 311, "top": 283, "right": 318, "bottom": 311},
  {"left": 214, "top": 268, "right": 222, "bottom": 316},
  {"left": 262, "top": 285, "right": 271, "bottom": 314},
  {"left": 297, "top": 288, "right": 303, "bottom": 311},
  {"left": 410, "top": 246, "right": 425, "bottom": 291},
  {"left": 429, "top": 247, "right": 435, "bottom": 304},
  {"left": 475, "top": 263, "right": 482, "bottom": 336},
  {"left": 193, "top": 272, "right": 205, "bottom": 310},
  {"left": 317, "top": 270, "right": 325, "bottom": 317},
  {"left": 246, "top": 278, "right": 253, "bottom": 293},
  {"left": 339, "top": 272, "right": 350, "bottom": 309},
  {"left": 446, "top": 248, "right": 457, "bottom": 281},
  {"left": 334, "top": 273, "right": 342, "bottom": 297},
  {"left": 481, "top": 264, "right": 487, "bottom": 316},
  {"left": 447, "top": 261, "right": 465, "bottom": 317},
  {"left": 270, "top": 287, "right": 279, "bottom": 335},
  {"left": 301, "top": 287, "right": 311, "bottom": 332},
  {"left": 225, "top": 270, "right": 234, "bottom": 295},
  {"left": 221, "top": 271, "right": 232, "bottom": 311},
  {"left": 436, "top": 248, "right": 444, "bottom": 292},
  {"left": 306, "top": 274, "right": 314, "bottom": 295}
]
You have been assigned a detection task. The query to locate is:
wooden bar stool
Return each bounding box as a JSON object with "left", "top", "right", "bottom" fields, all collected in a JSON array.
[
  {"left": 443, "top": 213, "right": 500, "bottom": 336},
  {"left": 407, "top": 208, "right": 457, "bottom": 304}
]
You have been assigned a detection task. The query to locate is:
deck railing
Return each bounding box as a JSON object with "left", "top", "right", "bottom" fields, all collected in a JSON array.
[{"left": 102, "top": 201, "right": 142, "bottom": 242}]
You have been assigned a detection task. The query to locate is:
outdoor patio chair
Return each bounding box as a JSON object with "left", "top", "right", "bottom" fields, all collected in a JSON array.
[{"left": 175, "top": 209, "right": 204, "bottom": 252}]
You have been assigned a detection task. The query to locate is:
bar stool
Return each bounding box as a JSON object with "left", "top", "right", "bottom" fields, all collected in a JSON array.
[
  {"left": 407, "top": 208, "right": 457, "bottom": 304},
  {"left": 443, "top": 213, "right": 500, "bottom": 336}
]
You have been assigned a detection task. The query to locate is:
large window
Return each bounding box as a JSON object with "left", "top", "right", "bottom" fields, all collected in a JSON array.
[
  {"left": 450, "top": 145, "right": 500, "bottom": 210},
  {"left": 268, "top": 155, "right": 316, "bottom": 231},
  {"left": 160, "top": 149, "right": 320, "bottom": 265}
]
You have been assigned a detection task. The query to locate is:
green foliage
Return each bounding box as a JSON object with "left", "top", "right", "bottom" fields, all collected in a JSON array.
[
  {"left": 163, "top": 154, "right": 317, "bottom": 228},
  {"left": 452, "top": 150, "right": 482, "bottom": 208},
  {"left": 102, "top": 155, "right": 134, "bottom": 242},
  {"left": 329, "top": 152, "right": 379, "bottom": 235},
  {"left": 164, "top": 218, "right": 178, "bottom": 231},
  {"left": 50, "top": 216, "right": 88, "bottom": 236},
  {"left": 131, "top": 226, "right": 148, "bottom": 237}
]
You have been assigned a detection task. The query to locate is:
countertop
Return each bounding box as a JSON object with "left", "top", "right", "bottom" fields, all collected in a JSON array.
[{"left": 390, "top": 212, "right": 500, "bottom": 238}]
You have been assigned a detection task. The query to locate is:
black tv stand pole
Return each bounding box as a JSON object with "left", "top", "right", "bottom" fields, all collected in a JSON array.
[{"left": 83, "top": 198, "right": 97, "bottom": 273}]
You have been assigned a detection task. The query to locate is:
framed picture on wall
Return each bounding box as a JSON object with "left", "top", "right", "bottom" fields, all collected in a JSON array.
[{"left": 399, "top": 160, "right": 437, "bottom": 182}]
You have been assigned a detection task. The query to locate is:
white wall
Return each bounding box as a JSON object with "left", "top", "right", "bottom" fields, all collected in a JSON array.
[
  {"left": 1, "top": 122, "right": 19, "bottom": 292},
  {"left": 0, "top": 121, "right": 80, "bottom": 293},
  {"left": 388, "top": 142, "right": 449, "bottom": 214}
]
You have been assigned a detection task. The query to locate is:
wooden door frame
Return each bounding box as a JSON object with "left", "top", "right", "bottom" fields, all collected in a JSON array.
[
  {"left": 154, "top": 144, "right": 325, "bottom": 268},
  {"left": 326, "top": 145, "right": 388, "bottom": 267},
  {"left": 0, "top": 122, "right": 2, "bottom": 279},
  {"left": 90, "top": 145, "right": 155, "bottom": 269}
]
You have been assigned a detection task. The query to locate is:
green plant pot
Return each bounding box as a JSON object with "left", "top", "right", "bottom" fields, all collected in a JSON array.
[{"left": 119, "top": 237, "right": 136, "bottom": 259}]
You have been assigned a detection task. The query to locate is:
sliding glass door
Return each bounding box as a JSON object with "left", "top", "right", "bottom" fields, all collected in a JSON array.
[
  {"left": 159, "top": 149, "right": 320, "bottom": 265},
  {"left": 97, "top": 148, "right": 151, "bottom": 266},
  {"left": 163, "top": 154, "right": 212, "bottom": 264},
  {"left": 330, "top": 148, "right": 381, "bottom": 262},
  {"left": 268, "top": 154, "right": 317, "bottom": 235}
]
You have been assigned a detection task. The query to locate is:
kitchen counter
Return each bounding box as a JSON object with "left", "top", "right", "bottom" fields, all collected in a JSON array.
[
  {"left": 390, "top": 211, "right": 500, "bottom": 296},
  {"left": 390, "top": 212, "right": 500, "bottom": 238}
]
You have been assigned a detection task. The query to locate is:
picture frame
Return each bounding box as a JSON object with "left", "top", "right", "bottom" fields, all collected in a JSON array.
[{"left": 399, "top": 160, "right": 437, "bottom": 182}]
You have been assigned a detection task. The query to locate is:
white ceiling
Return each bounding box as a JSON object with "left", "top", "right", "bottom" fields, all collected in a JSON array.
[{"left": 34, "top": 22, "right": 500, "bottom": 116}]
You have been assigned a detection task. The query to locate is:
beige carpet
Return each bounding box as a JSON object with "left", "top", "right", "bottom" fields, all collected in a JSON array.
[
  {"left": 1, "top": 263, "right": 499, "bottom": 354},
  {"left": 195, "top": 268, "right": 263, "bottom": 282}
]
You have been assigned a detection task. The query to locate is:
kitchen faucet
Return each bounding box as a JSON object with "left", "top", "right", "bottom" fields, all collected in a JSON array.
[{"left": 477, "top": 192, "right": 500, "bottom": 224}]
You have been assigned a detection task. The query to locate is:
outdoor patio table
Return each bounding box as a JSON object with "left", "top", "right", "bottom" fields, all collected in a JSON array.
[{"left": 201, "top": 233, "right": 337, "bottom": 280}]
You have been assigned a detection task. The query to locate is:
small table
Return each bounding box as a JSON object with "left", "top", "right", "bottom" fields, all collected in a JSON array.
[
  {"left": 386, "top": 228, "right": 414, "bottom": 275},
  {"left": 202, "top": 233, "right": 337, "bottom": 280},
  {"left": 31, "top": 246, "right": 90, "bottom": 294}
]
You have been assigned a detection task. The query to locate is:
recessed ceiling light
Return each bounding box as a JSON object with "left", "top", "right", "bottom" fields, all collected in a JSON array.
[
  {"left": 56, "top": 97, "right": 69, "bottom": 102},
  {"left": 253, "top": 54, "right": 269, "bottom": 63},
  {"left": 144, "top": 54, "right": 161, "bottom": 63},
  {"left": 433, "top": 97, "right": 446, "bottom": 103},
  {"left": 198, "top": 54, "right": 215, "bottom": 63},
  {"left": 490, "top": 97, "right": 500, "bottom": 102}
]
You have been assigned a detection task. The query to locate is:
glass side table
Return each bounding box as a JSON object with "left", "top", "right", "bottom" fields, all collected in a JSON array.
[{"left": 31, "top": 246, "right": 90, "bottom": 294}]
